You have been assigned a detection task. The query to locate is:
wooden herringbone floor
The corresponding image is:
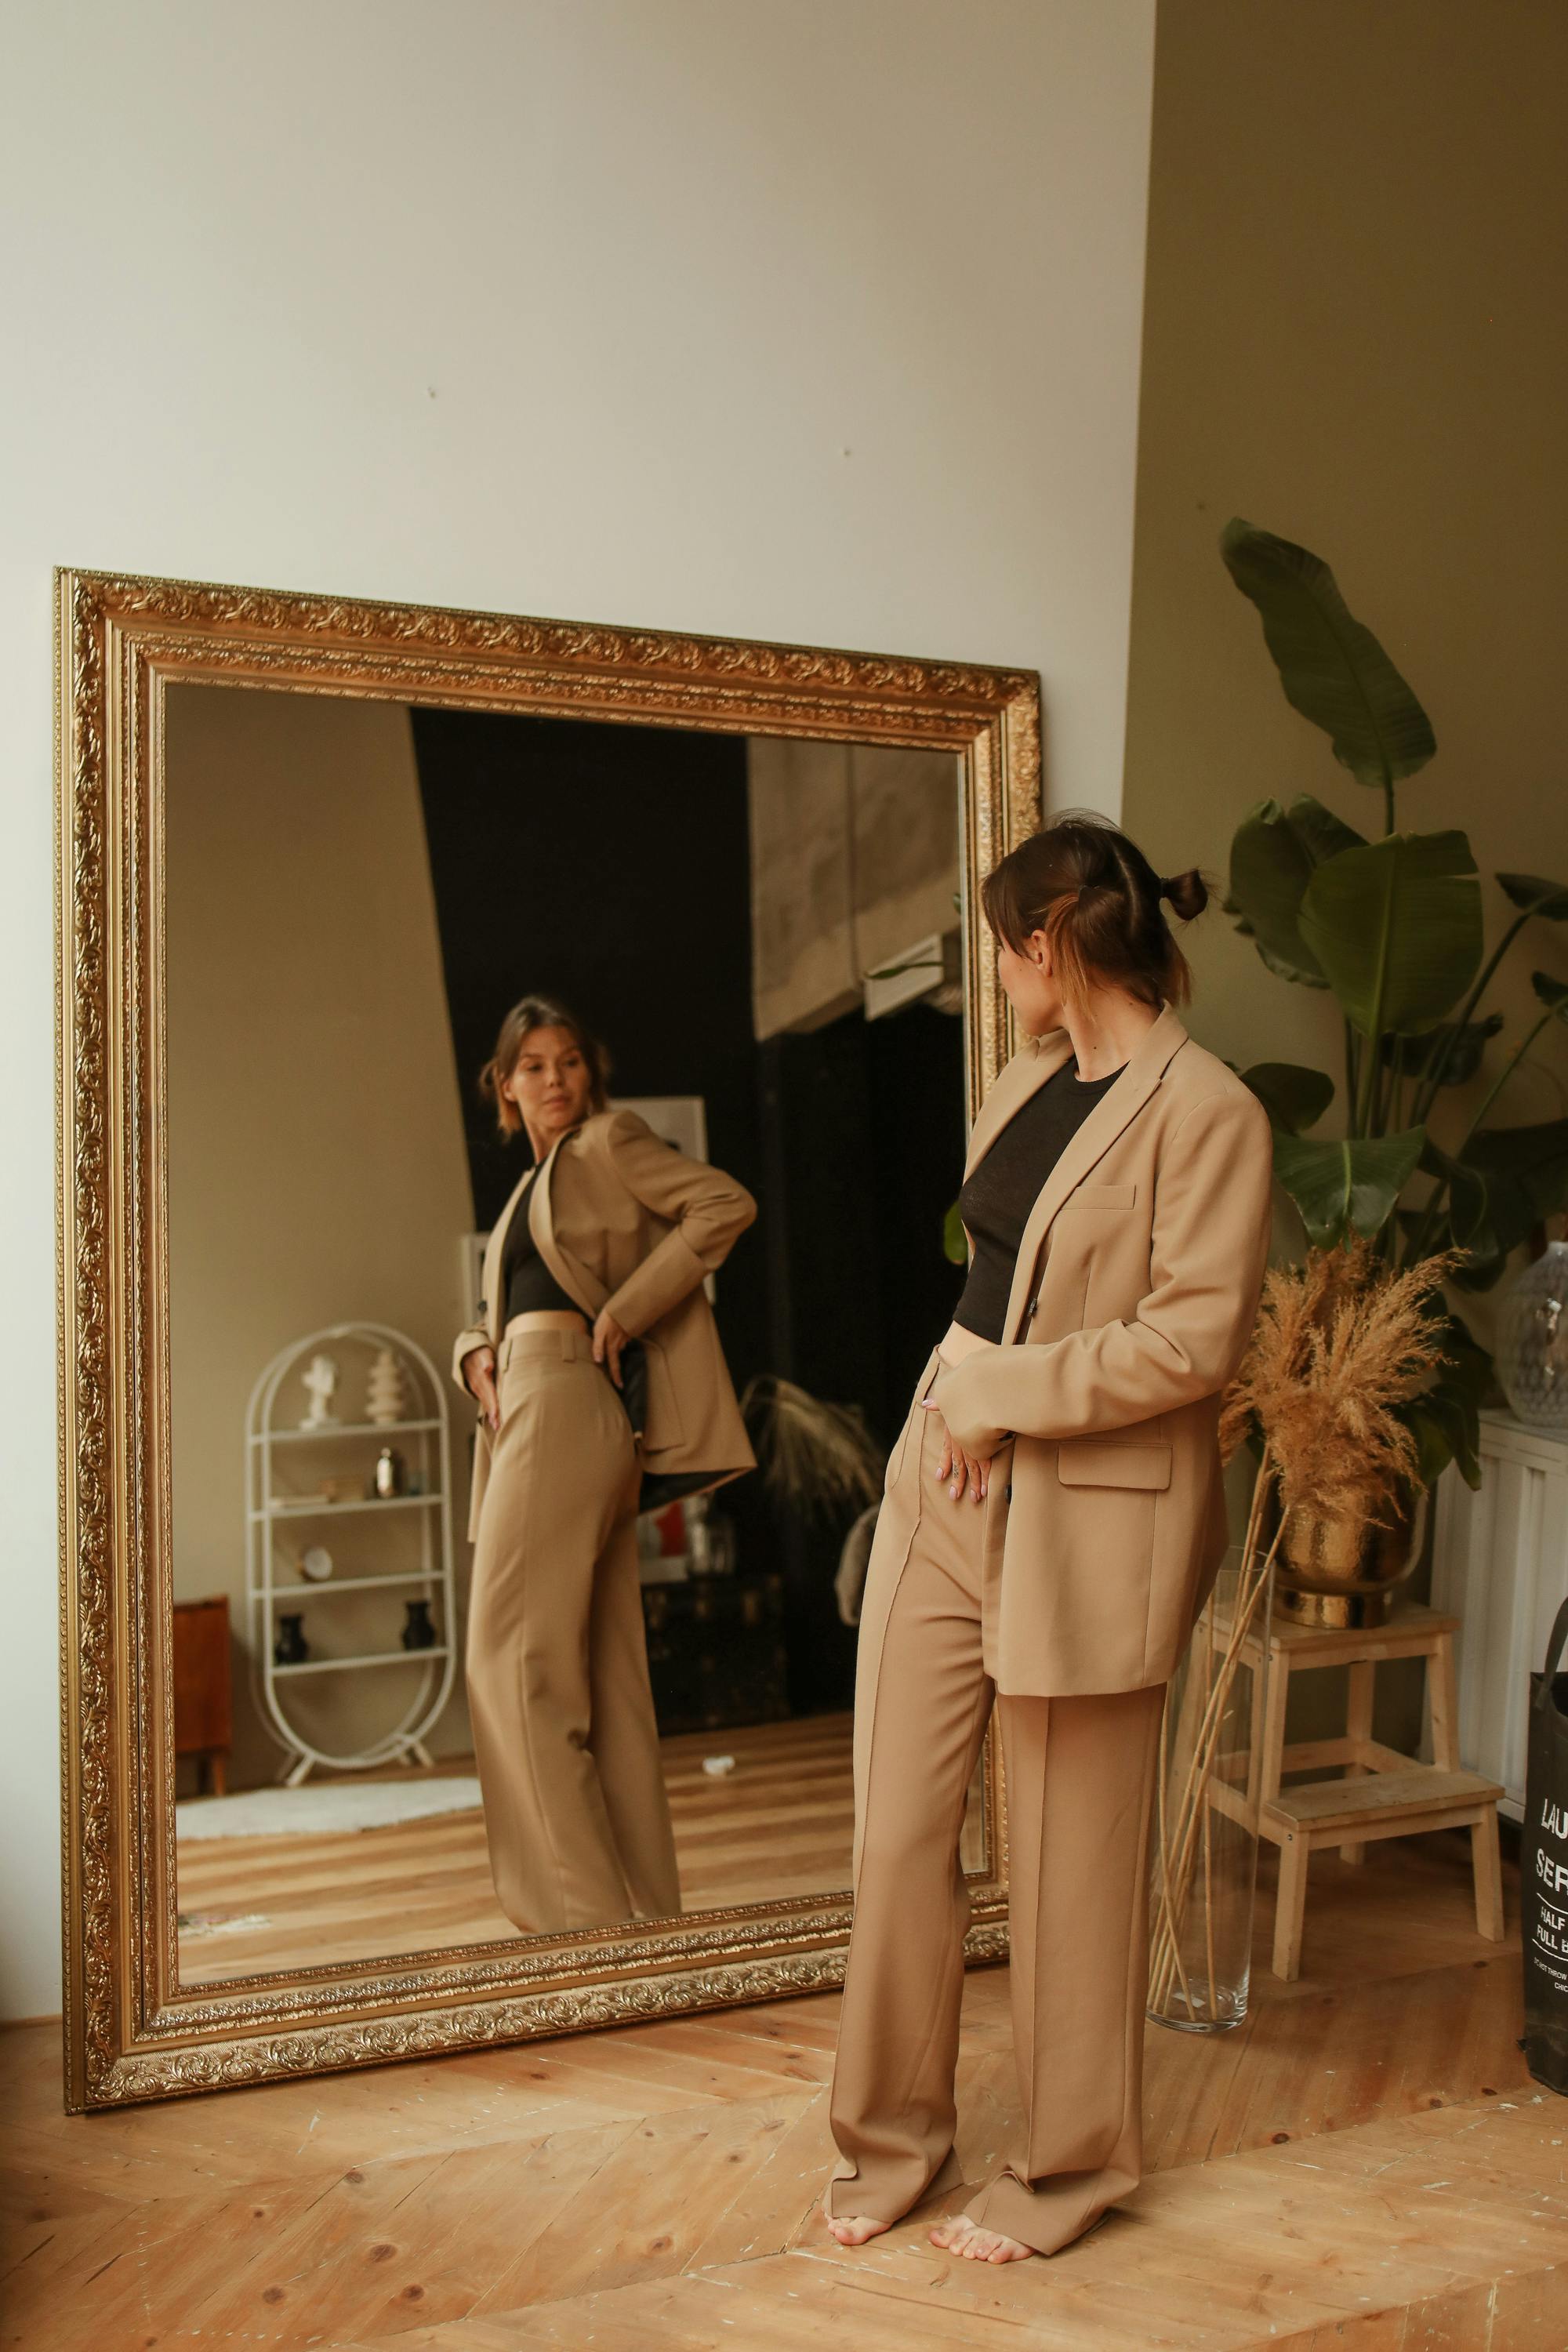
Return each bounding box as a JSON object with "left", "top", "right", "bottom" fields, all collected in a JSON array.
[{"left": 5, "top": 1827, "right": 1564, "bottom": 2349}]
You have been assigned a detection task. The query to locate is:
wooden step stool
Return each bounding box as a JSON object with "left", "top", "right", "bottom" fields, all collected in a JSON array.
[{"left": 1207, "top": 1596, "right": 1505, "bottom": 1980}]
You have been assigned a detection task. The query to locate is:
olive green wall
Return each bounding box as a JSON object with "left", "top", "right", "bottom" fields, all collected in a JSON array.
[
  {"left": 1125, "top": 2, "right": 1568, "bottom": 1298},
  {"left": 1123, "top": 0, "right": 1568, "bottom": 1754}
]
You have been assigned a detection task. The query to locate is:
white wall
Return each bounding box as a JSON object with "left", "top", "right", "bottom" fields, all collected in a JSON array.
[{"left": 0, "top": 0, "right": 1156, "bottom": 2016}]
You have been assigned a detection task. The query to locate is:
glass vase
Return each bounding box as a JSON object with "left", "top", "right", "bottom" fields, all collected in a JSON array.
[
  {"left": 1497, "top": 1240, "right": 1568, "bottom": 1436},
  {"left": 1146, "top": 1542, "right": 1276, "bottom": 2032}
]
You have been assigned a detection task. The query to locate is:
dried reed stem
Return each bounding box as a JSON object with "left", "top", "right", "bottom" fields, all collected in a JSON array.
[{"left": 1149, "top": 1459, "right": 1284, "bottom": 2018}]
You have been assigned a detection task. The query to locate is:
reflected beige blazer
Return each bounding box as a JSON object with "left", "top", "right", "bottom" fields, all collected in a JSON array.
[
  {"left": 928, "top": 1003, "right": 1274, "bottom": 1697},
  {"left": 451, "top": 1109, "right": 757, "bottom": 1540}
]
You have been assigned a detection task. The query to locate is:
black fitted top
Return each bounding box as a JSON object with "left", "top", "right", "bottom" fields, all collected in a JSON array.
[
  {"left": 951, "top": 1058, "right": 1125, "bottom": 1344},
  {"left": 500, "top": 1167, "right": 584, "bottom": 1321}
]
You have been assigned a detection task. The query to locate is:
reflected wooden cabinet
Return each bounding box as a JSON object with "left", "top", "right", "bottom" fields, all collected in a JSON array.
[
  {"left": 172, "top": 1596, "right": 232, "bottom": 1795},
  {"left": 642, "top": 1572, "right": 789, "bottom": 1733}
]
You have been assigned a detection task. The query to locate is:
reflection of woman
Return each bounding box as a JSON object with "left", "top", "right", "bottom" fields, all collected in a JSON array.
[
  {"left": 451, "top": 995, "right": 757, "bottom": 1934},
  {"left": 822, "top": 818, "right": 1275, "bottom": 2264}
]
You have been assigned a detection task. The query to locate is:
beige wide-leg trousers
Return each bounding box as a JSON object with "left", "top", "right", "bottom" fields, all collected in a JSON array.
[
  {"left": 465, "top": 1327, "right": 682, "bottom": 1934},
  {"left": 826, "top": 1351, "right": 1167, "bottom": 2256}
]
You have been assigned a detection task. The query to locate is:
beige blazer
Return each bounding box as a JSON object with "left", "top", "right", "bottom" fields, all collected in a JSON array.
[
  {"left": 928, "top": 1002, "right": 1274, "bottom": 1697},
  {"left": 451, "top": 1109, "right": 758, "bottom": 1540}
]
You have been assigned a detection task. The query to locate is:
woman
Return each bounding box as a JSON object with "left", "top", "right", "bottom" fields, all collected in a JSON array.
[
  {"left": 452, "top": 995, "right": 757, "bottom": 1935},
  {"left": 822, "top": 816, "right": 1275, "bottom": 2263}
]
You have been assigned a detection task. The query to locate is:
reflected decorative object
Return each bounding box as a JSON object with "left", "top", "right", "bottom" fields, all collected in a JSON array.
[
  {"left": 274, "top": 1613, "right": 310, "bottom": 1668},
  {"left": 299, "top": 1545, "right": 333, "bottom": 1584},
  {"left": 401, "top": 1599, "right": 438, "bottom": 1651},
  {"left": 685, "top": 1494, "right": 736, "bottom": 1577},
  {"left": 740, "top": 1374, "right": 884, "bottom": 1521},
  {"left": 1497, "top": 1241, "right": 1568, "bottom": 1435},
  {"left": 299, "top": 1352, "right": 339, "bottom": 1428},
  {"left": 1148, "top": 1469, "right": 1283, "bottom": 2032},
  {"left": 372, "top": 1444, "right": 405, "bottom": 1498},
  {"left": 365, "top": 1345, "right": 408, "bottom": 1427}
]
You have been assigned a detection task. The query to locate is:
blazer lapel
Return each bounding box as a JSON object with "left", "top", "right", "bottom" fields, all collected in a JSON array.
[
  {"left": 998, "top": 1002, "right": 1191, "bottom": 1343},
  {"left": 964, "top": 1031, "right": 1076, "bottom": 1179},
  {"left": 532, "top": 1130, "right": 608, "bottom": 1318}
]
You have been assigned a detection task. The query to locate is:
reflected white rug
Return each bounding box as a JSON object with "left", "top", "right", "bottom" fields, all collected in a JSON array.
[{"left": 176, "top": 1777, "right": 485, "bottom": 1841}]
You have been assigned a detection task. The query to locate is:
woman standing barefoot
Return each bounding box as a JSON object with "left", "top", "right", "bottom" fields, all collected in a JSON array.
[{"left": 822, "top": 816, "right": 1274, "bottom": 2261}]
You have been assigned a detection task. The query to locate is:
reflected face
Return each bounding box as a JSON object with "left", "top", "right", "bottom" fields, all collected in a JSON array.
[
  {"left": 503, "top": 1025, "right": 595, "bottom": 1147},
  {"left": 996, "top": 929, "right": 1065, "bottom": 1037}
]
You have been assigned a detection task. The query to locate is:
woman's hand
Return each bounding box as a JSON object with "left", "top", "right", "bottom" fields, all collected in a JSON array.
[
  {"left": 461, "top": 1344, "right": 499, "bottom": 1432},
  {"left": 921, "top": 1403, "right": 991, "bottom": 1504},
  {"left": 593, "top": 1306, "right": 630, "bottom": 1388}
]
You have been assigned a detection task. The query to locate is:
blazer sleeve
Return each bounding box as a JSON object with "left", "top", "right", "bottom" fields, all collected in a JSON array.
[
  {"left": 598, "top": 1110, "right": 758, "bottom": 1338},
  {"left": 451, "top": 1323, "right": 489, "bottom": 1397},
  {"left": 931, "top": 1088, "right": 1275, "bottom": 1457}
]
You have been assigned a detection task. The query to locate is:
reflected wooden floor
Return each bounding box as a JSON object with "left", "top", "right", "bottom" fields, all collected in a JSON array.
[
  {"left": 177, "top": 1713, "right": 864, "bottom": 1984},
  {"left": 7, "top": 1831, "right": 1559, "bottom": 2350}
]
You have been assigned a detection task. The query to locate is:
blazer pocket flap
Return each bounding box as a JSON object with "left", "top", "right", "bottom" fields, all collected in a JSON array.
[
  {"left": 1057, "top": 1438, "right": 1172, "bottom": 1490},
  {"left": 1065, "top": 1181, "right": 1137, "bottom": 1209}
]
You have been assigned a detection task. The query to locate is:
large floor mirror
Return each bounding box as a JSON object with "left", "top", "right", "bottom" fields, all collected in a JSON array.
[{"left": 56, "top": 570, "right": 1040, "bottom": 2107}]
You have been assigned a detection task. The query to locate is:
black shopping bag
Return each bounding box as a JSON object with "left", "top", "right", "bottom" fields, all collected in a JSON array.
[{"left": 1522, "top": 1595, "right": 1568, "bottom": 2096}]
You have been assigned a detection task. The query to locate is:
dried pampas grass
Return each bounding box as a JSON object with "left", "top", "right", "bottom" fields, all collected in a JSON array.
[
  {"left": 1220, "top": 1237, "right": 1461, "bottom": 1526},
  {"left": 739, "top": 1376, "right": 885, "bottom": 1523}
]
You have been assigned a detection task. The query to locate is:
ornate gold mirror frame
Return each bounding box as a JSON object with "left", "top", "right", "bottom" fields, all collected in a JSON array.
[{"left": 56, "top": 567, "right": 1042, "bottom": 2111}]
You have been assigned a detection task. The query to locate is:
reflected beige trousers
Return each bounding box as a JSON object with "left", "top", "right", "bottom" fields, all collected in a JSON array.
[
  {"left": 465, "top": 1327, "right": 681, "bottom": 1933},
  {"left": 826, "top": 1356, "right": 1167, "bottom": 2255}
]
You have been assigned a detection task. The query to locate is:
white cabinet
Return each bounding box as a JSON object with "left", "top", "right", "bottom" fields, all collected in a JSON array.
[
  {"left": 1429, "top": 1407, "right": 1568, "bottom": 1820},
  {"left": 245, "top": 1322, "right": 457, "bottom": 1784}
]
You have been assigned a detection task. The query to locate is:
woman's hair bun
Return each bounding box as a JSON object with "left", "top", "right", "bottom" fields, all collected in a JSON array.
[{"left": 1160, "top": 866, "right": 1209, "bottom": 923}]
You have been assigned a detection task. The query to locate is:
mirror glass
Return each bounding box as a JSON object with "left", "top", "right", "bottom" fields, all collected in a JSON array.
[{"left": 164, "top": 681, "right": 982, "bottom": 1983}]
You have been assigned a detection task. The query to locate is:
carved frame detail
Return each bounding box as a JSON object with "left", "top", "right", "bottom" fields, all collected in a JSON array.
[{"left": 56, "top": 568, "right": 1042, "bottom": 2109}]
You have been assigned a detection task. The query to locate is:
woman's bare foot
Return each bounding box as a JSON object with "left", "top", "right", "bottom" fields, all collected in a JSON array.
[
  {"left": 821, "top": 2185, "right": 891, "bottom": 2246},
  {"left": 929, "top": 2212, "right": 1033, "bottom": 2263}
]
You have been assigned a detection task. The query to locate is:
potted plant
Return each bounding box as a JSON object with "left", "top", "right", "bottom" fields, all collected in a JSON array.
[{"left": 1217, "top": 519, "right": 1568, "bottom": 1612}]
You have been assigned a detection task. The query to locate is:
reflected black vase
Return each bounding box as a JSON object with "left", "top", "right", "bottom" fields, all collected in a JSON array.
[
  {"left": 274, "top": 1613, "right": 309, "bottom": 1667},
  {"left": 401, "top": 1598, "right": 438, "bottom": 1651}
]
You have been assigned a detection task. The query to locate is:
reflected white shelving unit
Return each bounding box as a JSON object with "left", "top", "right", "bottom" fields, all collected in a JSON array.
[{"left": 245, "top": 1322, "right": 457, "bottom": 1784}]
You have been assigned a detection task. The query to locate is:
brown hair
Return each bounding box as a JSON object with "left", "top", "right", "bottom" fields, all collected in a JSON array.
[
  {"left": 980, "top": 811, "right": 1209, "bottom": 1013},
  {"left": 478, "top": 994, "right": 612, "bottom": 1141}
]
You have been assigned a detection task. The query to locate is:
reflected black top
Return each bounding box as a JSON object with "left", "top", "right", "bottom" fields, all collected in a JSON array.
[
  {"left": 951, "top": 1058, "right": 1125, "bottom": 1345},
  {"left": 500, "top": 1167, "right": 584, "bottom": 1321}
]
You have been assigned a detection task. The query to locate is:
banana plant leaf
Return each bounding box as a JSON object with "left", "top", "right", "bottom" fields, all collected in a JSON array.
[
  {"left": 1220, "top": 519, "right": 1437, "bottom": 792},
  {"left": 1497, "top": 872, "right": 1568, "bottom": 921},
  {"left": 1271, "top": 1125, "right": 1425, "bottom": 1246},
  {"left": 1240, "top": 1061, "right": 1335, "bottom": 1134},
  {"left": 1534, "top": 971, "right": 1568, "bottom": 1020},
  {"left": 1458, "top": 1116, "right": 1568, "bottom": 1261},
  {"left": 1417, "top": 1137, "right": 1497, "bottom": 1257},
  {"left": 1380, "top": 1011, "right": 1504, "bottom": 1086},
  {"left": 1226, "top": 794, "right": 1366, "bottom": 985},
  {"left": 1299, "top": 830, "right": 1483, "bottom": 1037}
]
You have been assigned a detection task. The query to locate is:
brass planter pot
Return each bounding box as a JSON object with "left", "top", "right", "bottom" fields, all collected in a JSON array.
[{"left": 1262, "top": 1480, "right": 1429, "bottom": 1630}]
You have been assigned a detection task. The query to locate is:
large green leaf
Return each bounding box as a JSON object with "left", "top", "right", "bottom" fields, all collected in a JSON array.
[
  {"left": 1497, "top": 872, "right": 1568, "bottom": 921},
  {"left": 1272, "top": 1125, "right": 1425, "bottom": 1245},
  {"left": 1380, "top": 1010, "right": 1503, "bottom": 1087},
  {"left": 1226, "top": 795, "right": 1367, "bottom": 986},
  {"left": 1417, "top": 1137, "right": 1497, "bottom": 1258},
  {"left": 1299, "top": 831, "right": 1483, "bottom": 1038},
  {"left": 1460, "top": 1116, "right": 1568, "bottom": 1258},
  {"left": 1220, "top": 520, "right": 1437, "bottom": 791},
  {"left": 1240, "top": 1061, "right": 1335, "bottom": 1134}
]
